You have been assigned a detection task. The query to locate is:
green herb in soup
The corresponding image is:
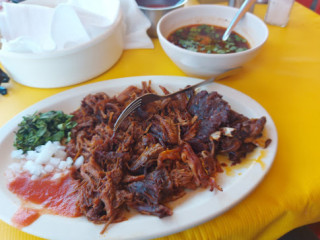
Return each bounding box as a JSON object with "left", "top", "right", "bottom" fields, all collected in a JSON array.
[{"left": 167, "top": 24, "right": 250, "bottom": 54}]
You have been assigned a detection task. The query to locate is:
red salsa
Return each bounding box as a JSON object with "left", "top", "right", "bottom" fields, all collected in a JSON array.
[
  {"left": 8, "top": 172, "right": 81, "bottom": 227},
  {"left": 11, "top": 208, "right": 40, "bottom": 228},
  {"left": 167, "top": 24, "right": 250, "bottom": 54}
]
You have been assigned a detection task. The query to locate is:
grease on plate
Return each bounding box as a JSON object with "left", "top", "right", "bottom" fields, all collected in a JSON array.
[{"left": 220, "top": 150, "right": 267, "bottom": 177}]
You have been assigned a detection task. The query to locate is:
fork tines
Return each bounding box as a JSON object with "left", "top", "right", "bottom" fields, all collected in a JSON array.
[{"left": 113, "top": 98, "right": 142, "bottom": 131}]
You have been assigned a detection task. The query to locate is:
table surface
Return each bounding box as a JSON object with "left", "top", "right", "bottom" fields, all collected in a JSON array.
[{"left": 1, "top": 2, "right": 320, "bottom": 240}]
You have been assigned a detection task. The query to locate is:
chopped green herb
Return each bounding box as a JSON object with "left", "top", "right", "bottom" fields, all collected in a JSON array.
[
  {"left": 178, "top": 39, "right": 199, "bottom": 52},
  {"left": 230, "top": 46, "right": 237, "bottom": 51},
  {"left": 167, "top": 24, "right": 250, "bottom": 54},
  {"left": 13, "top": 110, "right": 77, "bottom": 152}
]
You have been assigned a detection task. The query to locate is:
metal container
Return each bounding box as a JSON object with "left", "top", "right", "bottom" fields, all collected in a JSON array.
[
  {"left": 228, "top": 0, "right": 255, "bottom": 12},
  {"left": 136, "top": 0, "right": 187, "bottom": 38}
]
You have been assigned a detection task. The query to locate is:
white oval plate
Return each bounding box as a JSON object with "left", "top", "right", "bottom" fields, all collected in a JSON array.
[{"left": 0, "top": 76, "right": 278, "bottom": 240}]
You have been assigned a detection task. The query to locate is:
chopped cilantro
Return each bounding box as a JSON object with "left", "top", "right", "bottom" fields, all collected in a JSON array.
[
  {"left": 167, "top": 24, "right": 250, "bottom": 54},
  {"left": 13, "top": 110, "right": 77, "bottom": 152}
]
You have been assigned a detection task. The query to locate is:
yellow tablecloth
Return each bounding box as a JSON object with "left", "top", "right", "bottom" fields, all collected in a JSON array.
[{"left": 1, "top": 2, "right": 320, "bottom": 240}]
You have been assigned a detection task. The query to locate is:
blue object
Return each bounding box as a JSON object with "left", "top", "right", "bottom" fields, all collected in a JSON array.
[
  {"left": 0, "top": 86, "right": 7, "bottom": 95},
  {"left": 0, "top": 68, "right": 10, "bottom": 95},
  {"left": 11, "top": 0, "right": 26, "bottom": 3}
]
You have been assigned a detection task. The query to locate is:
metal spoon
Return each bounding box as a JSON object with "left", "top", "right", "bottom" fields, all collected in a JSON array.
[{"left": 222, "top": 0, "right": 256, "bottom": 41}]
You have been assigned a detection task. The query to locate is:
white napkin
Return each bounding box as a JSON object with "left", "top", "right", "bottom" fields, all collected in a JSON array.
[{"left": 0, "top": 0, "right": 153, "bottom": 53}]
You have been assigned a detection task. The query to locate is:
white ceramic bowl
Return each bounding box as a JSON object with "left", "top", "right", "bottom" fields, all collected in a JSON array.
[
  {"left": 157, "top": 4, "right": 269, "bottom": 78},
  {"left": 0, "top": 3, "right": 124, "bottom": 88}
]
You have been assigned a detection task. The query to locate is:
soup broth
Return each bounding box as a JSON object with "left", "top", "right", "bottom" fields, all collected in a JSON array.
[{"left": 167, "top": 24, "right": 250, "bottom": 54}]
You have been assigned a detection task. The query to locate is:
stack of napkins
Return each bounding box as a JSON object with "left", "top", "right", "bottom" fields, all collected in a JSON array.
[{"left": 0, "top": 0, "right": 153, "bottom": 53}]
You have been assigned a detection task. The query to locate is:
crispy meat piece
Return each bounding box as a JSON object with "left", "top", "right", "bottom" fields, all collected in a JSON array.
[
  {"left": 130, "top": 203, "right": 173, "bottom": 218},
  {"left": 80, "top": 160, "right": 104, "bottom": 185},
  {"left": 157, "top": 147, "right": 181, "bottom": 168},
  {"left": 218, "top": 116, "right": 268, "bottom": 163},
  {"left": 128, "top": 169, "right": 173, "bottom": 205},
  {"left": 66, "top": 82, "right": 270, "bottom": 231},
  {"left": 188, "top": 91, "right": 230, "bottom": 139},
  {"left": 170, "top": 167, "right": 196, "bottom": 190},
  {"left": 181, "top": 143, "right": 209, "bottom": 187},
  {"left": 129, "top": 143, "right": 164, "bottom": 173}
]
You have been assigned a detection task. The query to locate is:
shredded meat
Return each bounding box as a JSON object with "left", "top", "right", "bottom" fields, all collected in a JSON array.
[{"left": 66, "top": 82, "right": 271, "bottom": 232}]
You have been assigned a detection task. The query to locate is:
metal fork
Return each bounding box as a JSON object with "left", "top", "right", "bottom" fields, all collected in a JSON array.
[{"left": 113, "top": 68, "right": 241, "bottom": 132}]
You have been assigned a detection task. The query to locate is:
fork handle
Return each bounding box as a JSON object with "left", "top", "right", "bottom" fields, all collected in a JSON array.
[{"left": 167, "top": 67, "right": 241, "bottom": 98}]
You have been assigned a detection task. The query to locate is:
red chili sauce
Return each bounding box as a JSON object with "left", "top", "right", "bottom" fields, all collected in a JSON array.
[
  {"left": 11, "top": 208, "right": 40, "bottom": 228},
  {"left": 8, "top": 172, "right": 81, "bottom": 227},
  {"left": 167, "top": 24, "right": 250, "bottom": 54}
]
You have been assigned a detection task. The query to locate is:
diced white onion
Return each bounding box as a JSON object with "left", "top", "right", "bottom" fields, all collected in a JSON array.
[
  {"left": 23, "top": 161, "right": 43, "bottom": 177},
  {"left": 31, "top": 175, "right": 38, "bottom": 181},
  {"left": 74, "top": 156, "right": 84, "bottom": 169},
  {"left": 54, "top": 150, "right": 67, "bottom": 159},
  {"left": 44, "top": 164, "right": 54, "bottom": 173},
  {"left": 11, "top": 149, "right": 24, "bottom": 159},
  {"left": 51, "top": 172, "right": 62, "bottom": 180},
  {"left": 26, "top": 151, "right": 39, "bottom": 161},
  {"left": 58, "top": 161, "right": 68, "bottom": 170},
  {"left": 49, "top": 157, "right": 61, "bottom": 167},
  {"left": 66, "top": 157, "right": 73, "bottom": 166},
  {"left": 9, "top": 141, "right": 85, "bottom": 180},
  {"left": 35, "top": 141, "right": 58, "bottom": 164}
]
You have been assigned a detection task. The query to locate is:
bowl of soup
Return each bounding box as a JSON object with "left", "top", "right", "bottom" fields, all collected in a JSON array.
[{"left": 157, "top": 4, "right": 268, "bottom": 77}]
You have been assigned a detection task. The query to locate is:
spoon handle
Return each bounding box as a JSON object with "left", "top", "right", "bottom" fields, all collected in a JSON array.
[{"left": 222, "top": 0, "right": 256, "bottom": 41}]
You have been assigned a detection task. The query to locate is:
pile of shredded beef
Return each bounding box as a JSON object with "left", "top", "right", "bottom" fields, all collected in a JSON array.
[{"left": 66, "top": 82, "right": 271, "bottom": 232}]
